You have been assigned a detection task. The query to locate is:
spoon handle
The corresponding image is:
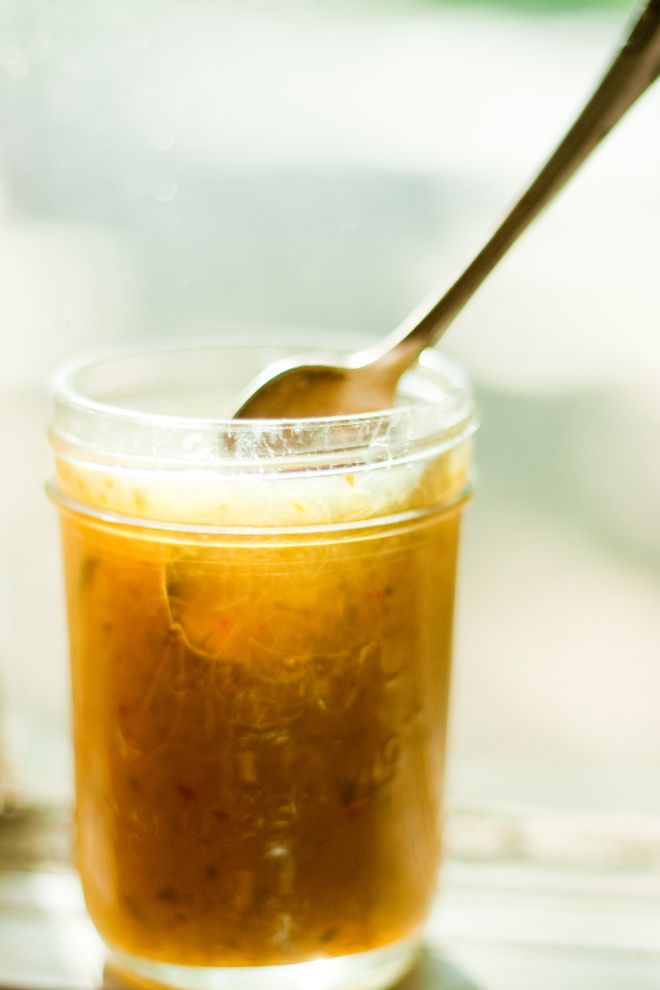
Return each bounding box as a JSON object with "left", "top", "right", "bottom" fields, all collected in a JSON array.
[{"left": 374, "top": 0, "right": 660, "bottom": 368}]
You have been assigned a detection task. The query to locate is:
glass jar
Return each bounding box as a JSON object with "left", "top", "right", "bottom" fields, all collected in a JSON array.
[{"left": 48, "top": 341, "right": 476, "bottom": 990}]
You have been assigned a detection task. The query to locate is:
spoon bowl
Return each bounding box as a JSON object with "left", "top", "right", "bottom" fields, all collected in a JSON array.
[{"left": 233, "top": 345, "right": 416, "bottom": 418}]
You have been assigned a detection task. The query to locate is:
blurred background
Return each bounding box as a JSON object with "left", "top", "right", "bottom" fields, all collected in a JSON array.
[{"left": 0, "top": 0, "right": 659, "bottom": 836}]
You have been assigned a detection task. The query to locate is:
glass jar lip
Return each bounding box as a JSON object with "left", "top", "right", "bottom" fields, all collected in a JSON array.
[{"left": 49, "top": 338, "right": 477, "bottom": 471}]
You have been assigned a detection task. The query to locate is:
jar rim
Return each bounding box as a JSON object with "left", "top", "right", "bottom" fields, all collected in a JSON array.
[{"left": 49, "top": 338, "right": 477, "bottom": 471}]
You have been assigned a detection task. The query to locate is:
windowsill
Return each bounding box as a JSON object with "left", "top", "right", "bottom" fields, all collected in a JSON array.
[{"left": 1, "top": 810, "right": 659, "bottom": 990}]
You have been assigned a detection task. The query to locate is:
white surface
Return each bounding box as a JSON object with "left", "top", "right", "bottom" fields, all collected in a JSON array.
[{"left": 1, "top": 855, "right": 659, "bottom": 990}]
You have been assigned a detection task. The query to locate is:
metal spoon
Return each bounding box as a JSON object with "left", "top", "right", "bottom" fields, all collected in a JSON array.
[{"left": 235, "top": 0, "right": 660, "bottom": 419}]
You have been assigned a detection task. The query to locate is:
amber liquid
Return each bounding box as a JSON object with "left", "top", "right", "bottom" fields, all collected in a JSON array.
[{"left": 61, "top": 509, "right": 460, "bottom": 967}]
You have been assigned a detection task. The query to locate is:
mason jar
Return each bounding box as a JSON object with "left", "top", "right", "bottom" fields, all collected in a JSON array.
[{"left": 48, "top": 341, "right": 477, "bottom": 990}]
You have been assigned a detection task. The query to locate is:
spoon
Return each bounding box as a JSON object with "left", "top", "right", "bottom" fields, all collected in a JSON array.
[{"left": 235, "top": 0, "right": 660, "bottom": 419}]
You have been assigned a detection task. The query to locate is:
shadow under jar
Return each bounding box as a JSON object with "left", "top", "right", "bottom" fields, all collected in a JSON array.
[{"left": 47, "top": 341, "right": 477, "bottom": 990}]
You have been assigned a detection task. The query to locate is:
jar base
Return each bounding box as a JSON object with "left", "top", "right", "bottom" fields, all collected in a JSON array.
[{"left": 107, "top": 935, "right": 420, "bottom": 990}]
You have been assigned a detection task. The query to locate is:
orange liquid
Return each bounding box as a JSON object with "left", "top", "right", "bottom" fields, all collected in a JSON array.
[{"left": 61, "top": 508, "right": 460, "bottom": 966}]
